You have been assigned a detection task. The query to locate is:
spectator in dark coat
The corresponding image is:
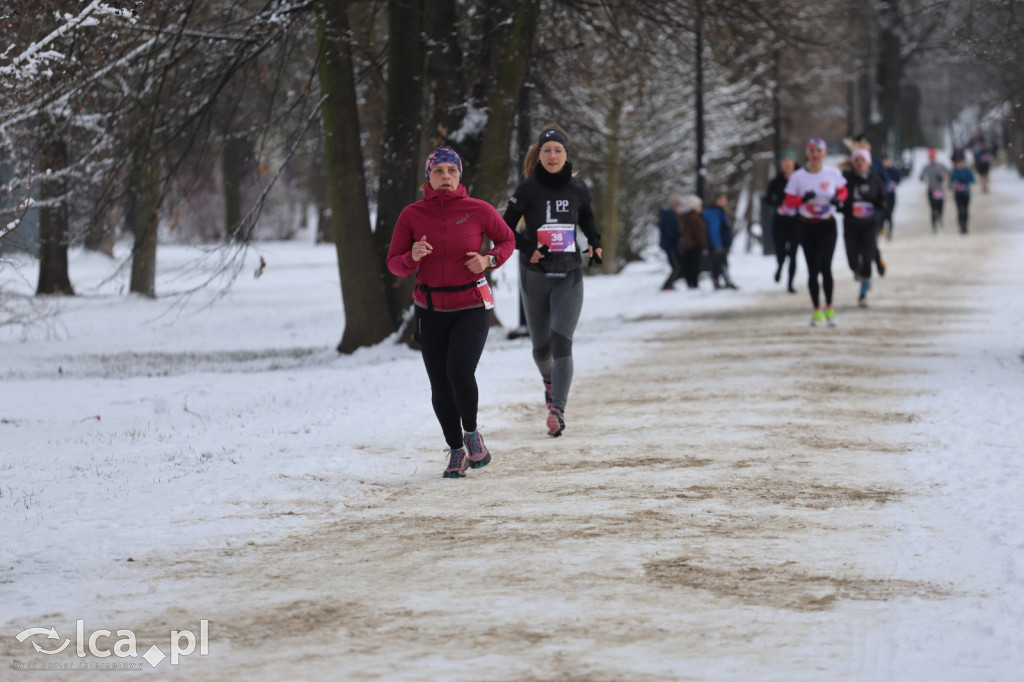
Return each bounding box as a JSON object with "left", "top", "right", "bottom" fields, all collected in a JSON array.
[
  {"left": 657, "top": 194, "right": 685, "bottom": 290},
  {"left": 679, "top": 195, "right": 708, "bottom": 289}
]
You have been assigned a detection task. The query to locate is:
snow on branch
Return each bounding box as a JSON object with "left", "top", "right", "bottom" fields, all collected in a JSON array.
[{"left": 0, "top": 1, "right": 135, "bottom": 81}]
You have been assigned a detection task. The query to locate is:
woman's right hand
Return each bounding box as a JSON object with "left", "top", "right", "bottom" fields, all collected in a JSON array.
[
  {"left": 529, "top": 248, "right": 546, "bottom": 264},
  {"left": 411, "top": 235, "right": 433, "bottom": 262}
]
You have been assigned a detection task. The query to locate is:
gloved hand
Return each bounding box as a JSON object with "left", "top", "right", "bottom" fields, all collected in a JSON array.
[
  {"left": 830, "top": 195, "right": 844, "bottom": 209},
  {"left": 802, "top": 190, "right": 816, "bottom": 202}
]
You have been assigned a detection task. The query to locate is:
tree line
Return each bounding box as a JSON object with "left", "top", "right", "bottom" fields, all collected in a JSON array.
[{"left": 1, "top": 0, "right": 1020, "bottom": 351}]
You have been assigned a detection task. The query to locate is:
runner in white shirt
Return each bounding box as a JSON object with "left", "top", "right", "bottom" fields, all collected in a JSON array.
[{"left": 783, "top": 138, "right": 849, "bottom": 327}]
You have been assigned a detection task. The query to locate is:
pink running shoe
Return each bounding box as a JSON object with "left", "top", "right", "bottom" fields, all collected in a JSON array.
[
  {"left": 442, "top": 447, "right": 468, "bottom": 478},
  {"left": 464, "top": 430, "right": 491, "bottom": 469},
  {"left": 543, "top": 380, "right": 554, "bottom": 412},
  {"left": 546, "top": 408, "right": 565, "bottom": 437}
]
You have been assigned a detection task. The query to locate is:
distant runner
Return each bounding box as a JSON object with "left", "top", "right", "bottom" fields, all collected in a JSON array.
[
  {"left": 763, "top": 150, "right": 802, "bottom": 293},
  {"left": 842, "top": 149, "right": 888, "bottom": 307},
  {"left": 950, "top": 151, "right": 977, "bottom": 234},
  {"left": 919, "top": 149, "right": 950, "bottom": 233},
  {"left": 783, "top": 138, "right": 848, "bottom": 327}
]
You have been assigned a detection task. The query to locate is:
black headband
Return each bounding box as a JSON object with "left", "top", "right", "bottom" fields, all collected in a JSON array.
[{"left": 538, "top": 129, "right": 569, "bottom": 151}]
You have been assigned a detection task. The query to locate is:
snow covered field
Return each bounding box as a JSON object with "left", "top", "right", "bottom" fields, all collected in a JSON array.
[{"left": 2, "top": 153, "right": 1022, "bottom": 680}]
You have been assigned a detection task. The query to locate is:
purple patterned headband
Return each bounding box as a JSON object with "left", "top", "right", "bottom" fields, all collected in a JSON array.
[{"left": 424, "top": 147, "right": 462, "bottom": 180}]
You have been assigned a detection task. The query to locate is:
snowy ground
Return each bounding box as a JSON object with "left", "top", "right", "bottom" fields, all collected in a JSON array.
[{"left": 2, "top": 153, "right": 1023, "bottom": 680}]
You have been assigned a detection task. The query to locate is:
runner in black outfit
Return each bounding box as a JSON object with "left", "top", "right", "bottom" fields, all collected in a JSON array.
[
  {"left": 763, "top": 150, "right": 801, "bottom": 293},
  {"left": 841, "top": 149, "right": 888, "bottom": 307},
  {"left": 502, "top": 125, "right": 603, "bottom": 438}
]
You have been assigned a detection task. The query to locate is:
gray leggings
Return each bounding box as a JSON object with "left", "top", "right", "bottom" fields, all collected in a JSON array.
[{"left": 520, "top": 267, "right": 584, "bottom": 413}]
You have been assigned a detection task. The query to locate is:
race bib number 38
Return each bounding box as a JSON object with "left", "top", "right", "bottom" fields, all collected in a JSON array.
[{"left": 537, "top": 224, "right": 576, "bottom": 253}]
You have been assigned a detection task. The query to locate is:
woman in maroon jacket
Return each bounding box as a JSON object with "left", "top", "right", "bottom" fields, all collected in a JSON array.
[{"left": 386, "top": 148, "right": 516, "bottom": 479}]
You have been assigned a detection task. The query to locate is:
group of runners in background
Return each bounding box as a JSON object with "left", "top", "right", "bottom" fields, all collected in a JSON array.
[{"left": 760, "top": 134, "right": 994, "bottom": 327}]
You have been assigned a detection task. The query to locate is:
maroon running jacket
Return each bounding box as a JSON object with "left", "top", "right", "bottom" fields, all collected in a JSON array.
[{"left": 387, "top": 184, "right": 516, "bottom": 312}]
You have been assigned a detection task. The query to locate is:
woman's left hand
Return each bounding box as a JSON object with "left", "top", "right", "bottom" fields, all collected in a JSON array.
[
  {"left": 464, "top": 252, "right": 488, "bottom": 274},
  {"left": 588, "top": 246, "right": 603, "bottom": 260}
]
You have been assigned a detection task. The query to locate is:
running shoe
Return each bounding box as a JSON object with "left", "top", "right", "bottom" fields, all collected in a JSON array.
[
  {"left": 825, "top": 306, "right": 837, "bottom": 327},
  {"left": 546, "top": 408, "right": 565, "bottom": 437},
  {"left": 543, "top": 380, "right": 553, "bottom": 412},
  {"left": 442, "top": 447, "right": 468, "bottom": 479},
  {"left": 464, "top": 430, "right": 491, "bottom": 469},
  {"left": 811, "top": 309, "right": 825, "bottom": 327},
  {"left": 858, "top": 295, "right": 868, "bottom": 308}
]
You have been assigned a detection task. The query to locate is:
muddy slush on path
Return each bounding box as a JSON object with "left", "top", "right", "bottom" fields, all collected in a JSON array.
[{"left": 4, "top": 176, "right": 1021, "bottom": 681}]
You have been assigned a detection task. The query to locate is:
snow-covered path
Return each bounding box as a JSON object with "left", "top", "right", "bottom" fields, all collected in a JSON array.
[{"left": 3, "top": 164, "right": 1023, "bottom": 680}]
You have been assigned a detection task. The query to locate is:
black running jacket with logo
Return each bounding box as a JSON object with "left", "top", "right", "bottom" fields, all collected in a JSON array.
[{"left": 502, "top": 162, "right": 602, "bottom": 276}]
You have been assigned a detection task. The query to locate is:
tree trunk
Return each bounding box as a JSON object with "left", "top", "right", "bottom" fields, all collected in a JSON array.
[
  {"left": 870, "top": 20, "right": 905, "bottom": 154},
  {"left": 316, "top": 0, "right": 395, "bottom": 353},
  {"left": 36, "top": 138, "right": 75, "bottom": 296},
  {"left": 424, "top": 0, "right": 463, "bottom": 147},
  {"left": 471, "top": 0, "right": 538, "bottom": 206},
  {"left": 599, "top": 89, "right": 622, "bottom": 275},
  {"left": 130, "top": 145, "right": 160, "bottom": 298},
  {"left": 375, "top": 0, "right": 425, "bottom": 329}
]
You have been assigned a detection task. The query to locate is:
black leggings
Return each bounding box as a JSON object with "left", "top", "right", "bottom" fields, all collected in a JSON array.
[
  {"left": 772, "top": 214, "right": 801, "bottom": 285},
  {"left": 882, "top": 195, "right": 896, "bottom": 236},
  {"left": 681, "top": 248, "right": 702, "bottom": 288},
  {"left": 928, "top": 194, "right": 944, "bottom": 229},
  {"left": 414, "top": 305, "right": 490, "bottom": 449},
  {"left": 843, "top": 219, "right": 878, "bottom": 281},
  {"left": 662, "top": 248, "right": 684, "bottom": 289},
  {"left": 800, "top": 218, "right": 837, "bottom": 308},
  {"left": 955, "top": 192, "right": 970, "bottom": 233}
]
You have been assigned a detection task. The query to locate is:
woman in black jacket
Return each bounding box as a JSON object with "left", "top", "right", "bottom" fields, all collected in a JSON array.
[
  {"left": 842, "top": 149, "right": 888, "bottom": 307},
  {"left": 502, "top": 125, "right": 602, "bottom": 438},
  {"left": 763, "top": 150, "right": 801, "bottom": 293}
]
